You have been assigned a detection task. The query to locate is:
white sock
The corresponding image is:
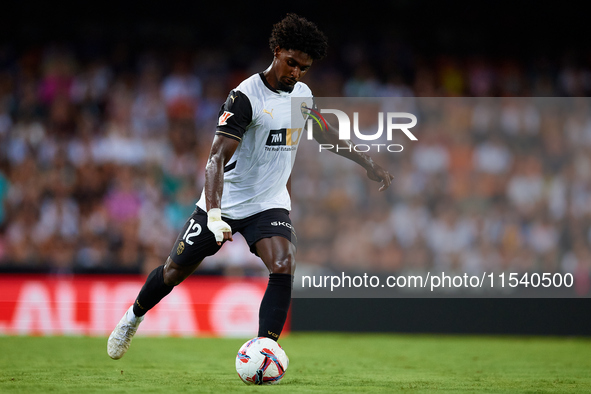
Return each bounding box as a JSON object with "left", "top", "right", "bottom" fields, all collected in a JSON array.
[{"left": 125, "top": 306, "right": 139, "bottom": 324}]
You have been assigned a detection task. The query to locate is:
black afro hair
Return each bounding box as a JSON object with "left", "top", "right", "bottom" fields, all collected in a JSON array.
[{"left": 269, "top": 13, "right": 328, "bottom": 61}]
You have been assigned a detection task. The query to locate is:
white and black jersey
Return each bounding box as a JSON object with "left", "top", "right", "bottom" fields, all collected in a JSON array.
[{"left": 196, "top": 72, "right": 313, "bottom": 219}]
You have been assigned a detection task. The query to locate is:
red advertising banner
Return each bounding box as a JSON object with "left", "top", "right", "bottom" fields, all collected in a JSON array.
[{"left": 0, "top": 275, "right": 285, "bottom": 337}]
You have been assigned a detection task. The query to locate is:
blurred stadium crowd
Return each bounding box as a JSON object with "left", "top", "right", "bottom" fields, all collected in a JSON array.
[{"left": 0, "top": 42, "right": 590, "bottom": 294}]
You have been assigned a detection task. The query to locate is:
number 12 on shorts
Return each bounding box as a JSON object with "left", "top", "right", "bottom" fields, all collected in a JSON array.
[{"left": 183, "top": 218, "right": 202, "bottom": 245}]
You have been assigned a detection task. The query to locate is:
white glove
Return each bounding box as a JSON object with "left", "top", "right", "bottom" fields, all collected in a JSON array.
[{"left": 207, "top": 208, "right": 232, "bottom": 243}]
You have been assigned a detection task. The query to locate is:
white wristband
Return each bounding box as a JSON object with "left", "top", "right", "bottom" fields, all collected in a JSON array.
[
  {"left": 207, "top": 208, "right": 222, "bottom": 221},
  {"left": 207, "top": 208, "right": 231, "bottom": 242}
]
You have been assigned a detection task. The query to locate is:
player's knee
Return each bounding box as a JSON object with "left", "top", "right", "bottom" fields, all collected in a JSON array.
[
  {"left": 163, "top": 268, "right": 183, "bottom": 286},
  {"left": 269, "top": 254, "right": 295, "bottom": 275},
  {"left": 164, "top": 277, "right": 181, "bottom": 287},
  {"left": 163, "top": 260, "right": 193, "bottom": 286}
]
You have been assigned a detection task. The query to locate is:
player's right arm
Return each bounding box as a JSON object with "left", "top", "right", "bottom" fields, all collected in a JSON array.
[
  {"left": 204, "top": 89, "right": 253, "bottom": 245},
  {"left": 204, "top": 135, "right": 238, "bottom": 245}
]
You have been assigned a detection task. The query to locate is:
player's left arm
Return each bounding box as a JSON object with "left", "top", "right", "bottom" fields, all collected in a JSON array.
[{"left": 312, "top": 120, "right": 394, "bottom": 192}]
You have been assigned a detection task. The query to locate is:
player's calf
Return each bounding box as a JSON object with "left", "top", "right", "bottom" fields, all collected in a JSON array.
[{"left": 257, "top": 273, "right": 293, "bottom": 340}]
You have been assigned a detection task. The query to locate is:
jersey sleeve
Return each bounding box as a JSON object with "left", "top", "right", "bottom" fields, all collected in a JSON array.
[{"left": 215, "top": 90, "right": 253, "bottom": 142}]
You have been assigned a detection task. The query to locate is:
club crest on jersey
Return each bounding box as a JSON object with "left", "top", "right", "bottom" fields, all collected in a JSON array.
[{"left": 218, "top": 111, "right": 234, "bottom": 126}]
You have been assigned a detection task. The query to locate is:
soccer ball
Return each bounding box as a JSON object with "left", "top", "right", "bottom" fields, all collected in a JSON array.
[{"left": 235, "top": 337, "right": 289, "bottom": 385}]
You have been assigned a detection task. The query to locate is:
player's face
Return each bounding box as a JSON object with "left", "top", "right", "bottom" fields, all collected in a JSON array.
[{"left": 273, "top": 48, "right": 313, "bottom": 91}]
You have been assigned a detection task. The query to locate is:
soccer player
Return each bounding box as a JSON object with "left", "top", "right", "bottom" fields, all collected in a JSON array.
[{"left": 107, "top": 13, "right": 393, "bottom": 359}]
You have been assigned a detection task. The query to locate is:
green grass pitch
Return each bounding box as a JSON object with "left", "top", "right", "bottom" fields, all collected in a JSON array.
[{"left": 0, "top": 333, "right": 590, "bottom": 393}]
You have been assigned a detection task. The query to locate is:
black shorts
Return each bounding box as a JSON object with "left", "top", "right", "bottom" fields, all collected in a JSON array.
[{"left": 169, "top": 207, "right": 297, "bottom": 266}]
